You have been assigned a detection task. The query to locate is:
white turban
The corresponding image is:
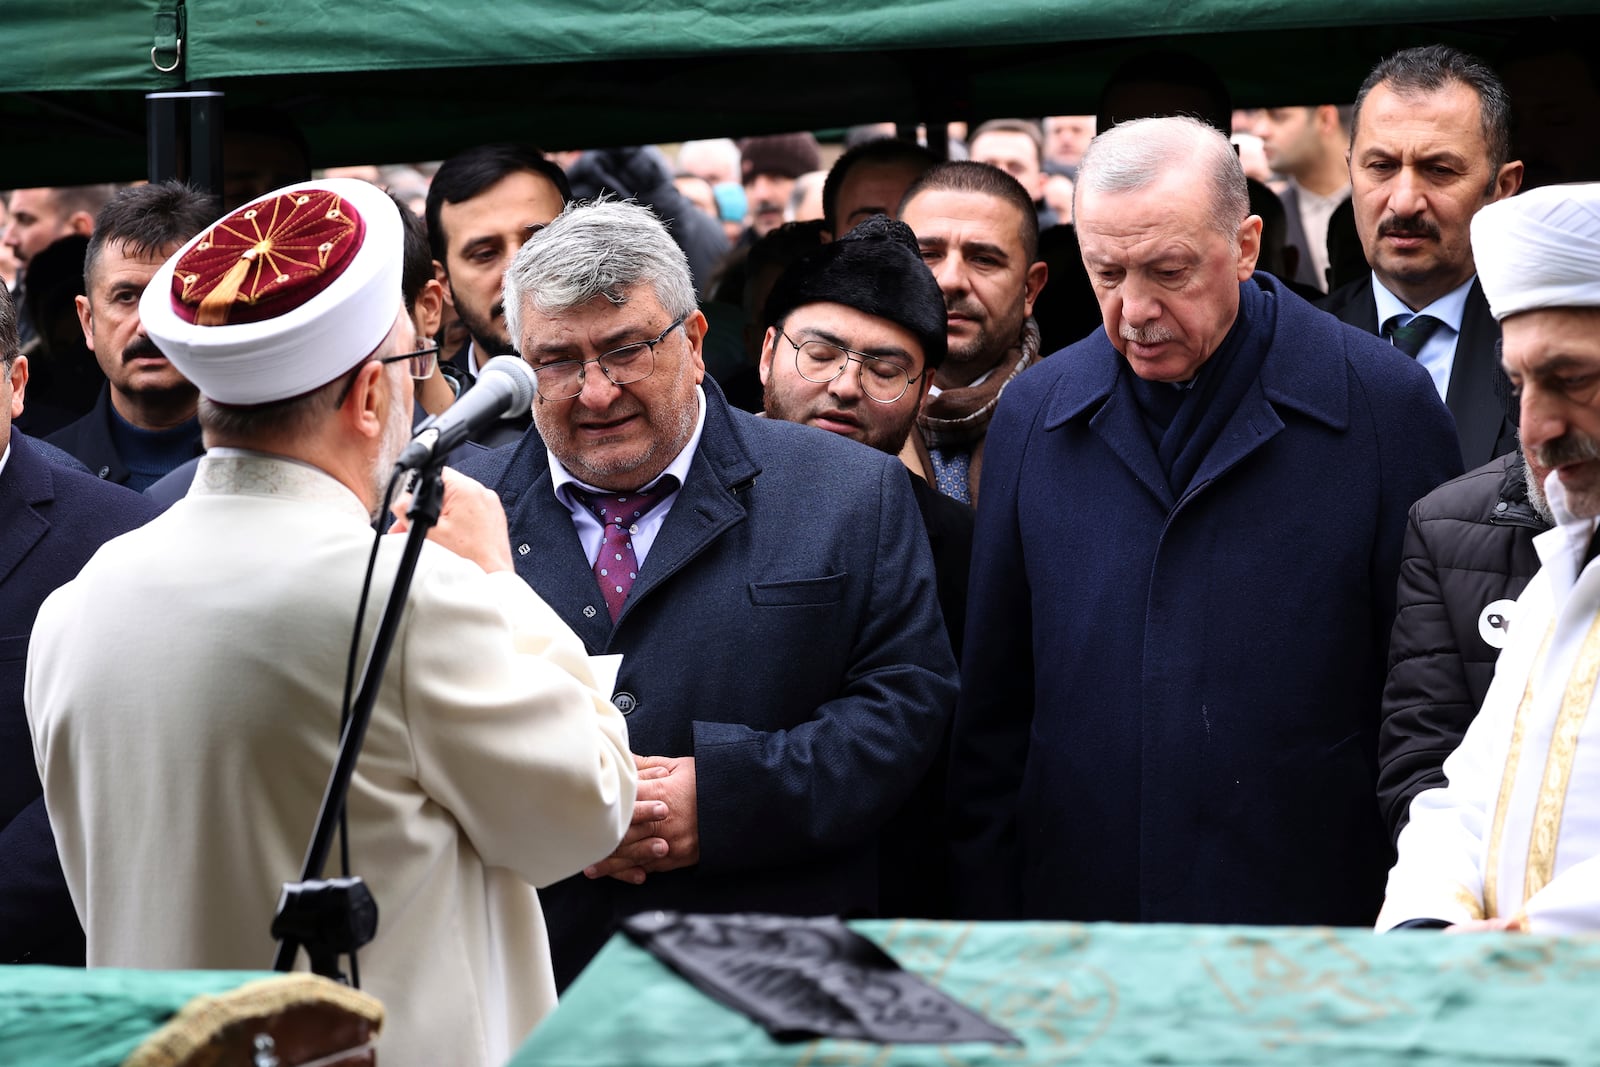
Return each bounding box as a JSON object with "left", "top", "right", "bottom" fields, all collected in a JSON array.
[
  {"left": 1472, "top": 183, "right": 1600, "bottom": 321},
  {"left": 141, "top": 178, "right": 403, "bottom": 406}
]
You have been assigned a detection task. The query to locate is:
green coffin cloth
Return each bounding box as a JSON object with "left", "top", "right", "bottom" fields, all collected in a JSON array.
[
  {"left": 0, "top": 967, "right": 278, "bottom": 1067},
  {"left": 514, "top": 920, "right": 1600, "bottom": 1066}
]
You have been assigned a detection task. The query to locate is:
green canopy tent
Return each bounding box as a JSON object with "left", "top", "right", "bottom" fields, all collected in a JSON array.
[{"left": 1, "top": 0, "right": 1597, "bottom": 187}]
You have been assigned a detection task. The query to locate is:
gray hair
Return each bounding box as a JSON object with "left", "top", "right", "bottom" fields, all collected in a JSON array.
[
  {"left": 197, "top": 373, "right": 346, "bottom": 441},
  {"left": 502, "top": 199, "right": 697, "bottom": 352},
  {"left": 1075, "top": 115, "right": 1249, "bottom": 237}
]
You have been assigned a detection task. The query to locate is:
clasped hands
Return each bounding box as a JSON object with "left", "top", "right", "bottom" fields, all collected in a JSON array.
[{"left": 583, "top": 754, "right": 699, "bottom": 885}]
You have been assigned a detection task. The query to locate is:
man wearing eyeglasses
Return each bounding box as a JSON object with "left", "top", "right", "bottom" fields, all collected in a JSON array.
[
  {"left": 27, "top": 180, "right": 635, "bottom": 1067},
  {"left": 460, "top": 199, "right": 958, "bottom": 987},
  {"left": 759, "top": 214, "right": 974, "bottom": 919},
  {"left": 142, "top": 195, "right": 454, "bottom": 510},
  {"left": 759, "top": 215, "right": 972, "bottom": 655}
]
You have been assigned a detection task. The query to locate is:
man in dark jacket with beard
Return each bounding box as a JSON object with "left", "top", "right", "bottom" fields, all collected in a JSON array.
[{"left": 1378, "top": 446, "right": 1552, "bottom": 843}]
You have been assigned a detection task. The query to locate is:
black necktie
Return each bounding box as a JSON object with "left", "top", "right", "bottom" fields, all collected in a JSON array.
[{"left": 1383, "top": 314, "right": 1444, "bottom": 358}]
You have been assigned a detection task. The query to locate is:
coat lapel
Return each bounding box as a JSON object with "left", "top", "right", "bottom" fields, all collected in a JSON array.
[
  {"left": 623, "top": 388, "right": 757, "bottom": 619},
  {"left": 1180, "top": 377, "right": 1285, "bottom": 501},
  {"left": 1088, "top": 386, "right": 1175, "bottom": 512},
  {"left": 1186, "top": 279, "right": 1347, "bottom": 502},
  {"left": 1446, "top": 280, "right": 1509, "bottom": 470},
  {"left": 501, "top": 384, "right": 760, "bottom": 645},
  {"left": 1045, "top": 340, "right": 1174, "bottom": 511},
  {"left": 501, "top": 447, "right": 618, "bottom": 652},
  {"left": 0, "top": 433, "right": 52, "bottom": 590}
]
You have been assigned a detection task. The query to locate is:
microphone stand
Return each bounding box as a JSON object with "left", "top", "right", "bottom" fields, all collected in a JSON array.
[{"left": 270, "top": 458, "right": 447, "bottom": 982}]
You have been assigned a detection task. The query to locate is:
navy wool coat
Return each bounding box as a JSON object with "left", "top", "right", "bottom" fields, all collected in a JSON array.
[
  {"left": 1, "top": 429, "right": 158, "bottom": 963},
  {"left": 948, "top": 274, "right": 1463, "bottom": 927},
  {"left": 459, "top": 379, "right": 958, "bottom": 985}
]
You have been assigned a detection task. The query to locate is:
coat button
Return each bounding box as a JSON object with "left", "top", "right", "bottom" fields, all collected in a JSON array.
[
  {"left": 97, "top": 466, "right": 111, "bottom": 479},
  {"left": 612, "top": 691, "right": 637, "bottom": 714},
  {"left": 583, "top": 605, "right": 597, "bottom": 618},
  {"left": 1494, "top": 501, "right": 1508, "bottom": 512},
  {"left": 517, "top": 543, "right": 531, "bottom": 555}
]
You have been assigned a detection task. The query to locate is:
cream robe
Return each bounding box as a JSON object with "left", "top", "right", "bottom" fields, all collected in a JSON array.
[
  {"left": 25, "top": 453, "right": 636, "bottom": 1067},
  {"left": 1380, "top": 475, "right": 1600, "bottom": 932}
]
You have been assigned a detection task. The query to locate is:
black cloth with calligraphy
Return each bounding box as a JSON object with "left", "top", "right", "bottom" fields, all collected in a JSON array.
[{"left": 622, "top": 912, "right": 1017, "bottom": 1045}]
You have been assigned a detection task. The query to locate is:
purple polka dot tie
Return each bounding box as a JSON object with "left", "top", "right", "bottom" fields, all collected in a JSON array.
[{"left": 575, "top": 477, "right": 679, "bottom": 621}]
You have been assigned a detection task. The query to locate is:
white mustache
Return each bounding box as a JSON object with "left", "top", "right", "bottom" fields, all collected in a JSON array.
[{"left": 1121, "top": 323, "right": 1177, "bottom": 345}]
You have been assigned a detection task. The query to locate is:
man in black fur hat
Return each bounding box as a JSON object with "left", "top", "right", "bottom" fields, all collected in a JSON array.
[
  {"left": 760, "top": 215, "right": 973, "bottom": 917},
  {"left": 761, "top": 217, "right": 945, "bottom": 455}
]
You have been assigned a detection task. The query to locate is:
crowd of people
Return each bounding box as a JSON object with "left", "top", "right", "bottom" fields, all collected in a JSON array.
[{"left": 3, "top": 35, "right": 1600, "bottom": 1066}]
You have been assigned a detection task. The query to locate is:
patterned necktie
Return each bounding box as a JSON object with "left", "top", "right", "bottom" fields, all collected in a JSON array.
[
  {"left": 931, "top": 448, "right": 973, "bottom": 505},
  {"left": 1383, "top": 313, "right": 1444, "bottom": 358},
  {"left": 574, "top": 477, "right": 679, "bottom": 621}
]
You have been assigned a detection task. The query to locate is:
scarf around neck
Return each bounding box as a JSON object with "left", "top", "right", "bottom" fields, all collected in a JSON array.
[{"left": 918, "top": 318, "right": 1041, "bottom": 450}]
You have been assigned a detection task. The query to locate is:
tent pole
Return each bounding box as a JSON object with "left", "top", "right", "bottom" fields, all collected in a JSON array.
[{"left": 146, "top": 89, "right": 223, "bottom": 198}]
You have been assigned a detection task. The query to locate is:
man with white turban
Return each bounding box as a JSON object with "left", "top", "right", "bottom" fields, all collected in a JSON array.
[
  {"left": 1379, "top": 183, "right": 1600, "bottom": 933},
  {"left": 25, "top": 180, "right": 637, "bottom": 1065}
]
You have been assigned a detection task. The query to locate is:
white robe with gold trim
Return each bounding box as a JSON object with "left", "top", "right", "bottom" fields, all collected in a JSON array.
[{"left": 1380, "top": 475, "right": 1600, "bottom": 931}]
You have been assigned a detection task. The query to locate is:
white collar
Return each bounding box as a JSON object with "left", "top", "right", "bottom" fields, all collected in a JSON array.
[{"left": 546, "top": 386, "right": 707, "bottom": 501}]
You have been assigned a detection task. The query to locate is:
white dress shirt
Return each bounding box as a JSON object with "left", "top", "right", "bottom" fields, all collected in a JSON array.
[
  {"left": 1373, "top": 275, "right": 1475, "bottom": 403},
  {"left": 547, "top": 385, "right": 707, "bottom": 568}
]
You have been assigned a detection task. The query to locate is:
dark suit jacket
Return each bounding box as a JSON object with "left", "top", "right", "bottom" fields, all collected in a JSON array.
[
  {"left": 1278, "top": 183, "right": 1322, "bottom": 292},
  {"left": 908, "top": 471, "right": 973, "bottom": 663},
  {"left": 880, "top": 471, "right": 973, "bottom": 918},
  {"left": 43, "top": 385, "right": 204, "bottom": 486},
  {"left": 950, "top": 274, "right": 1463, "bottom": 927},
  {"left": 0, "top": 430, "right": 158, "bottom": 963},
  {"left": 1320, "top": 274, "right": 1516, "bottom": 470},
  {"left": 459, "top": 380, "right": 958, "bottom": 984}
]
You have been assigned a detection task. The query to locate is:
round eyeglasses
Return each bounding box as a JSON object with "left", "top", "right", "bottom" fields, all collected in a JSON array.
[
  {"left": 786, "top": 333, "right": 924, "bottom": 404},
  {"left": 532, "top": 317, "right": 685, "bottom": 402}
]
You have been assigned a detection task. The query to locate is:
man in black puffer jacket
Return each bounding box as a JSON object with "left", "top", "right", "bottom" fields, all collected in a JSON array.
[{"left": 1378, "top": 448, "right": 1551, "bottom": 844}]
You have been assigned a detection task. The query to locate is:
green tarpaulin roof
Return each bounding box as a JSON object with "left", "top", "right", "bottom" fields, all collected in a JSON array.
[{"left": 2, "top": 1, "right": 1596, "bottom": 185}]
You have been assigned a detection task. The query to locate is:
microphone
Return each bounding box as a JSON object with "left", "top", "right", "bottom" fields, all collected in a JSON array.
[{"left": 395, "top": 355, "right": 537, "bottom": 470}]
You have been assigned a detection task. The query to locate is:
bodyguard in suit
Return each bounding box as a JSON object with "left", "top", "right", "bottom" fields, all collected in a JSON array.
[
  {"left": 0, "top": 285, "right": 157, "bottom": 965},
  {"left": 1250, "top": 104, "right": 1352, "bottom": 293},
  {"left": 1321, "top": 45, "right": 1524, "bottom": 470},
  {"left": 948, "top": 117, "right": 1462, "bottom": 928},
  {"left": 48, "top": 182, "right": 215, "bottom": 489},
  {"left": 459, "top": 200, "right": 958, "bottom": 984}
]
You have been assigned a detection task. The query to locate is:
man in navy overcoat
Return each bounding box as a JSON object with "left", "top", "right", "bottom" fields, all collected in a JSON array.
[{"left": 948, "top": 117, "right": 1463, "bottom": 927}]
